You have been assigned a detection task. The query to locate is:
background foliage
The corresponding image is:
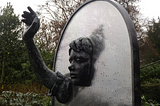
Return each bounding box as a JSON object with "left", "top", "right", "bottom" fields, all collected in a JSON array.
[{"left": 1, "top": 0, "right": 160, "bottom": 106}]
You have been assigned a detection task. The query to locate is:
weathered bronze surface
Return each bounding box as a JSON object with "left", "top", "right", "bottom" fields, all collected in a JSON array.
[
  {"left": 22, "top": 7, "right": 72, "bottom": 103},
  {"left": 22, "top": 0, "right": 141, "bottom": 106},
  {"left": 53, "top": 0, "right": 140, "bottom": 106},
  {"left": 68, "top": 37, "right": 93, "bottom": 86}
]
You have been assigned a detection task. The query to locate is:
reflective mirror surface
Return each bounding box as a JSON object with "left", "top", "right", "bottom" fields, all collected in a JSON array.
[{"left": 54, "top": 0, "right": 140, "bottom": 106}]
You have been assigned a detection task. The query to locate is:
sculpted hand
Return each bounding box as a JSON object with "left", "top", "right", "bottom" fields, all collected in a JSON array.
[{"left": 22, "top": 6, "right": 40, "bottom": 40}]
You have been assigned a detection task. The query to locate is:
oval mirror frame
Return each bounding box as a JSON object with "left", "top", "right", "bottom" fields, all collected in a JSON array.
[{"left": 53, "top": 0, "right": 141, "bottom": 106}]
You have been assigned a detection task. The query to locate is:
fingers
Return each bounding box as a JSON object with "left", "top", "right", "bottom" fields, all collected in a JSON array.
[
  {"left": 21, "top": 7, "right": 36, "bottom": 19},
  {"left": 21, "top": 11, "right": 32, "bottom": 25},
  {"left": 22, "top": 18, "right": 32, "bottom": 25},
  {"left": 21, "top": 6, "right": 37, "bottom": 26},
  {"left": 27, "top": 6, "right": 36, "bottom": 15},
  {"left": 22, "top": 11, "right": 30, "bottom": 18}
]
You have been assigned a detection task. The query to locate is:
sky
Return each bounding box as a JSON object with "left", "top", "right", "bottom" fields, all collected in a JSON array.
[
  {"left": 139, "top": 0, "right": 160, "bottom": 19},
  {"left": 0, "top": 0, "right": 46, "bottom": 16},
  {"left": 0, "top": 0, "right": 160, "bottom": 20}
]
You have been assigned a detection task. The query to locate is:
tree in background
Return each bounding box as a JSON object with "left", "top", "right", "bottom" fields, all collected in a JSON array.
[
  {"left": 0, "top": 3, "right": 23, "bottom": 92},
  {"left": 143, "top": 18, "right": 160, "bottom": 63},
  {"left": 35, "top": 0, "right": 141, "bottom": 53},
  {"left": 147, "top": 19, "right": 160, "bottom": 54},
  {"left": 34, "top": 0, "right": 86, "bottom": 52},
  {"left": 139, "top": 37, "right": 159, "bottom": 64},
  {"left": 0, "top": 3, "right": 50, "bottom": 93}
]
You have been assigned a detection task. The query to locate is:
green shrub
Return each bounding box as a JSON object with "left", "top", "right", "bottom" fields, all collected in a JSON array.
[
  {"left": 141, "top": 63, "right": 160, "bottom": 104},
  {"left": 141, "top": 94, "right": 159, "bottom": 106},
  {"left": 0, "top": 91, "right": 51, "bottom": 106},
  {"left": 141, "top": 64, "right": 160, "bottom": 85}
]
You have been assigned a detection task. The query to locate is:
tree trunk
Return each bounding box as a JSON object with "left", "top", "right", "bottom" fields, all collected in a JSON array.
[{"left": 0, "top": 56, "right": 5, "bottom": 93}]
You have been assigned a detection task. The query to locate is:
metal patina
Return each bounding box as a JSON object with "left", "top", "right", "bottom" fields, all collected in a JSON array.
[{"left": 22, "top": 0, "right": 140, "bottom": 106}]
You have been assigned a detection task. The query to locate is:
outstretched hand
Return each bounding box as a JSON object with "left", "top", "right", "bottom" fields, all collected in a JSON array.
[{"left": 22, "top": 6, "right": 40, "bottom": 40}]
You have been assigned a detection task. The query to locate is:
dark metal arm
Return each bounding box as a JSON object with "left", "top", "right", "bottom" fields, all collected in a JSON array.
[{"left": 24, "top": 39, "right": 57, "bottom": 89}]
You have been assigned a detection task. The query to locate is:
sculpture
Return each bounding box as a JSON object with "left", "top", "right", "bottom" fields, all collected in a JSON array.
[
  {"left": 22, "top": 0, "right": 141, "bottom": 105},
  {"left": 22, "top": 7, "right": 94, "bottom": 103},
  {"left": 69, "top": 37, "right": 93, "bottom": 86}
]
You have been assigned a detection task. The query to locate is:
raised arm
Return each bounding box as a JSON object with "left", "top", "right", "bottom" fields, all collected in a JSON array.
[
  {"left": 22, "top": 6, "right": 57, "bottom": 89},
  {"left": 21, "top": 7, "right": 72, "bottom": 103}
]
